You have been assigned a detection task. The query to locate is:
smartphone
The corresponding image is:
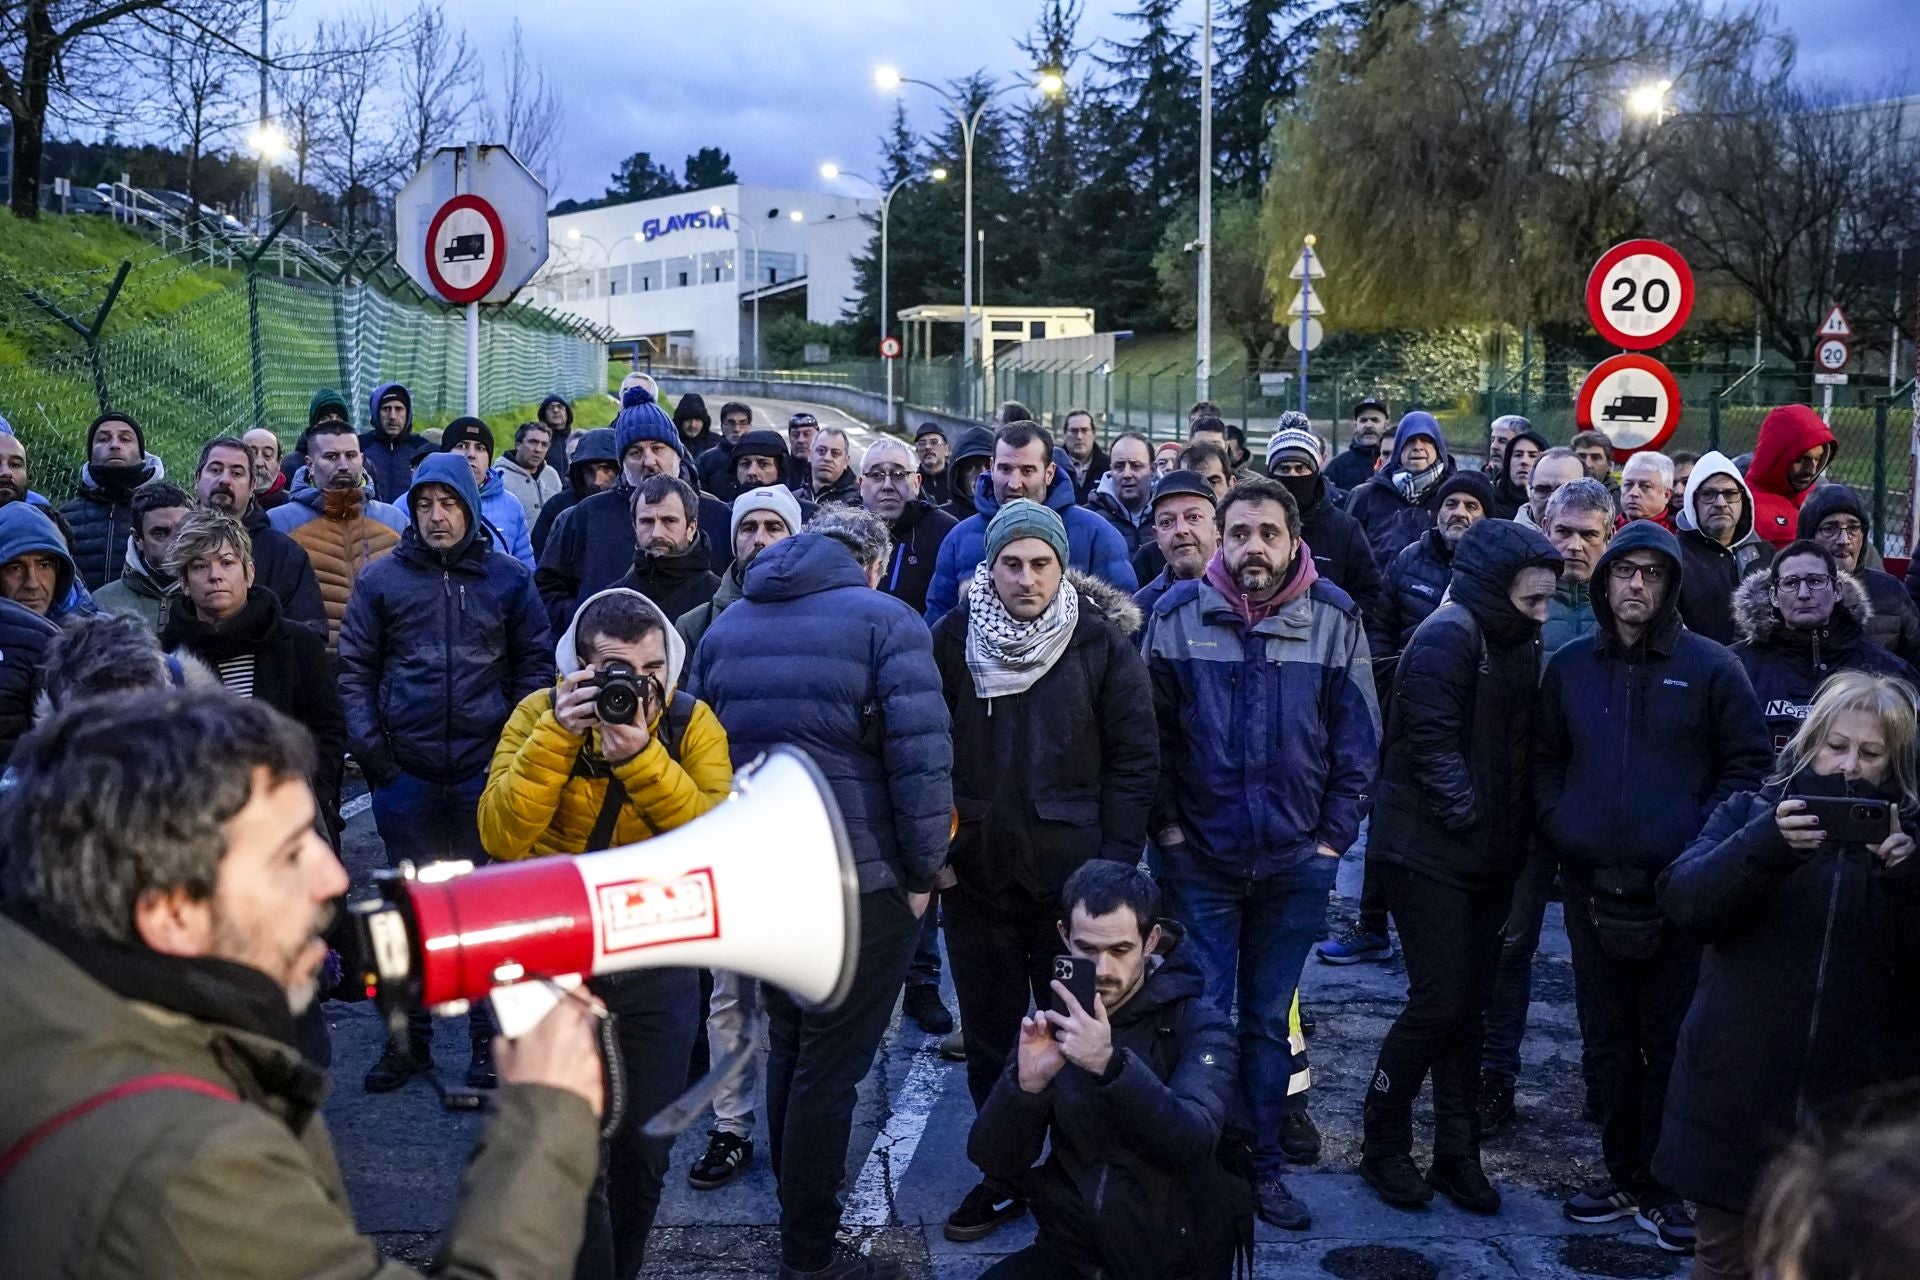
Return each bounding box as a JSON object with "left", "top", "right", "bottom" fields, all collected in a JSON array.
[
  {"left": 1050, "top": 955, "right": 1098, "bottom": 1017},
  {"left": 1791, "top": 795, "right": 1895, "bottom": 845}
]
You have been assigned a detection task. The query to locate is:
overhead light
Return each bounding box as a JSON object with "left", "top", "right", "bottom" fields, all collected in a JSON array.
[
  {"left": 819, "top": 162, "right": 841, "bottom": 180},
  {"left": 566, "top": 228, "right": 581, "bottom": 241},
  {"left": 789, "top": 210, "right": 804, "bottom": 222},
  {"left": 246, "top": 121, "right": 289, "bottom": 161},
  {"left": 930, "top": 167, "right": 949, "bottom": 181},
  {"left": 1036, "top": 71, "right": 1065, "bottom": 97},
  {"left": 874, "top": 65, "right": 902, "bottom": 91}
]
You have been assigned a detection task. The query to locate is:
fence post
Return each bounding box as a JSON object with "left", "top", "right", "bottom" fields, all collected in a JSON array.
[
  {"left": 1874, "top": 395, "right": 1889, "bottom": 551},
  {"left": 24, "top": 258, "right": 130, "bottom": 415},
  {"left": 1709, "top": 396, "right": 1722, "bottom": 453}
]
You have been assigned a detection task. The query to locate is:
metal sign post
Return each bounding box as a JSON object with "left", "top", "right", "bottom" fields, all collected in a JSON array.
[
  {"left": 1287, "top": 237, "right": 1324, "bottom": 416},
  {"left": 462, "top": 144, "right": 480, "bottom": 415}
]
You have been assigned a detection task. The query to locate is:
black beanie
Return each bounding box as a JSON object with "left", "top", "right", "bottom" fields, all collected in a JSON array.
[
  {"left": 441, "top": 417, "right": 494, "bottom": 458},
  {"left": 1435, "top": 470, "right": 1497, "bottom": 512},
  {"left": 88, "top": 411, "right": 144, "bottom": 458}
]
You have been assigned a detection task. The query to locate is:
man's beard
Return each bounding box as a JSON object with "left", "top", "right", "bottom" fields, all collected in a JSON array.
[
  {"left": 0, "top": 479, "right": 21, "bottom": 504},
  {"left": 323, "top": 471, "right": 358, "bottom": 490},
  {"left": 213, "top": 900, "right": 334, "bottom": 1014},
  {"left": 1232, "top": 555, "right": 1279, "bottom": 594}
]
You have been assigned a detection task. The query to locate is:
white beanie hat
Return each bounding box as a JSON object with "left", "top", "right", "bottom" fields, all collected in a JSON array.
[{"left": 730, "top": 484, "right": 804, "bottom": 542}]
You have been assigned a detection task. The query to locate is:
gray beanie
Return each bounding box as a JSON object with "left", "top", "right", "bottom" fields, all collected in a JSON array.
[{"left": 730, "top": 484, "right": 803, "bottom": 542}]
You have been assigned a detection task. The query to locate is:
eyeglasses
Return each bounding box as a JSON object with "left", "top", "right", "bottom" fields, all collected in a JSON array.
[
  {"left": 1697, "top": 487, "right": 1743, "bottom": 506},
  {"left": 863, "top": 468, "right": 915, "bottom": 485},
  {"left": 1776, "top": 574, "right": 1833, "bottom": 594},
  {"left": 1608, "top": 561, "right": 1671, "bottom": 586},
  {"left": 1816, "top": 521, "right": 1864, "bottom": 539},
  {"left": 1529, "top": 483, "right": 1558, "bottom": 497}
]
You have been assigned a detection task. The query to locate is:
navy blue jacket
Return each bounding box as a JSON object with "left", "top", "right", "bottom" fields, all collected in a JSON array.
[
  {"left": 685, "top": 533, "right": 953, "bottom": 894},
  {"left": 358, "top": 382, "right": 436, "bottom": 505},
  {"left": 925, "top": 460, "right": 1137, "bottom": 625},
  {"left": 1344, "top": 414, "right": 1456, "bottom": 569},
  {"left": 56, "top": 454, "right": 161, "bottom": 591},
  {"left": 0, "top": 595, "right": 56, "bottom": 761},
  {"left": 1142, "top": 558, "right": 1380, "bottom": 876},
  {"left": 1535, "top": 522, "right": 1772, "bottom": 880},
  {"left": 337, "top": 453, "right": 553, "bottom": 786},
  {"left": 1367, "top": 528, "right": 1454, "bottom": 663}
]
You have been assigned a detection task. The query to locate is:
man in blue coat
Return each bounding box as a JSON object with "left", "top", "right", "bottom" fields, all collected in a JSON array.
[
  {"left": 924, "top": 421, "right": 1136, "bottom": 625},
  {"left": 687, "top": 509, "right": 952, "bottom": 1280},
  {"left": 1346, "top": 410, "right": 1458, "bottom": 569},
  {"left": 358, "top": 381, "right": 436, "bottom": 504},
  {"left": 440, "top": 417, "right": 535, "bottom": 569},
  {"left": 1141, "top": 477, "right": 1380, "bottom": 1233},
  {"left": 338, "top": 451, "right": 553, "bottom": 1097}
]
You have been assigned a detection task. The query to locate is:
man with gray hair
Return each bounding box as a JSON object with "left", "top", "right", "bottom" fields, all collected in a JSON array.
[
  {"left": 0, "top": 690, "right": 606, "bottom": 1279},
  {"left": 1618, "top": 452, "right": 1675, "bottom": 529},
  {"left": 1517, "top": 447, "right": 1584, "bottom": 531},
  {"left": 686, "top": 505, "right": 952, "bottom": 1280},
  {"left": 859, "top": 437, "right": 957, "bottom": 616},
  {"left": 1477, "top": 474, "right": 1615, "bottom": 1139},
  {"left": 807, "top": 426, "right": 860, "bottom": 509}
]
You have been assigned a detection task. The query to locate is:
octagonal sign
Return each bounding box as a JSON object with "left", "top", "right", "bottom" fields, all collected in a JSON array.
[{"left": 398, "top": 144, "right": 549, "bottom": 305}]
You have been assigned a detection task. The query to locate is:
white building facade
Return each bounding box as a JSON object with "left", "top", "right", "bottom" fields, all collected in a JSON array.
[{"left": 537, "top": 183, "right": 876, "bottom": 367}]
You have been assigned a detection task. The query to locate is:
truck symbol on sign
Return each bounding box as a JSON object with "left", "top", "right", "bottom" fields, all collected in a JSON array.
[
  {"left": 1601, "top": 394, "right": 1658, "bottom": 424},
  {"left": 442, "top": 233, "right": 486, "bottom": 263}
]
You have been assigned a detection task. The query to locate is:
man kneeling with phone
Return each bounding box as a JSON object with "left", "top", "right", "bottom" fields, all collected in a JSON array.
[
  {"left": 967, "top": 860, "right": 1253, "bottom": 1280},
  {"left": 0, "top": 690, "right": 606, "bottom": 1277}
]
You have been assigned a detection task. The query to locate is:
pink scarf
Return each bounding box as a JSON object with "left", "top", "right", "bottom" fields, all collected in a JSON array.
[{"left": 1202, "top": 544, "right": 1318, "bottom": 628}]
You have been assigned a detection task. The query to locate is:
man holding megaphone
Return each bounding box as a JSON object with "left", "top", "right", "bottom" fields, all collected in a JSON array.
[
  {"left": 0, "top": 691, "right": 608, "bottom": 1279},
  {"left": 479, "top": 586, "right": 734, "bottom": 1280}
]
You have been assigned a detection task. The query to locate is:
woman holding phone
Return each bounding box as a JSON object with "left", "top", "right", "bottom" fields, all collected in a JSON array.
[{"left": 1655, "top": 671, "right": 1920, "bottom": 1280}]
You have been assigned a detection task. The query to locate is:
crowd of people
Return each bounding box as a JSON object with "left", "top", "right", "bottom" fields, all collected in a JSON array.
[{"left": 3, "top": 375, "right": 1919, "bottom": 1280}]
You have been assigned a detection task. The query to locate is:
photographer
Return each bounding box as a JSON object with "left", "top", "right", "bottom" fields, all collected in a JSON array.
[
  {"left": 1655, "top": 671, "right": 1920, "bottom": 1280},
  {"left": 0, "top": 690, "right": 604, "bottom": 1279},
  {"left": 967, "top": 860, "right": 1250, "bottom": 1280},
  {"left": 478, "top": 586, "right": 732, "bottom": 1279}
]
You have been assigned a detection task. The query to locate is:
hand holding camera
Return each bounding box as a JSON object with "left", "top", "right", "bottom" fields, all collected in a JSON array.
[{"left": 554, "top": 662, "right": 661, "bottom": 762}]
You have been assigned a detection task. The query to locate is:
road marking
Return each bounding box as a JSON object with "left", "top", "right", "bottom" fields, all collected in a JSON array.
[
  {"left": 842, "top": 1041, "right": 946, "bottom": 1231},
  {"left": 342, "top": 794, "right": 372, "bottom": 821}
]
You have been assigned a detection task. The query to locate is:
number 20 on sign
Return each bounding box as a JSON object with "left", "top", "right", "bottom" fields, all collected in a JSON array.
[{"left": 1586, "top": 239, "right": 1695, "bottom": 351}]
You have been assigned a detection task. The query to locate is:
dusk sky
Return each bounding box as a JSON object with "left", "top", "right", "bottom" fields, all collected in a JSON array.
[{"left": 279, "top": 0, "right": 1917, "bottom": 205}]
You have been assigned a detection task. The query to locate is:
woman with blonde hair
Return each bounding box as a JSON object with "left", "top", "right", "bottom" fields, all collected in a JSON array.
[{"left": 1654, "top": 671, "right": 1920, "bottom": 1278}]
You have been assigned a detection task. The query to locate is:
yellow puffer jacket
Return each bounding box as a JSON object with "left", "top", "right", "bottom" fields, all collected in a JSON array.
[{"left": 479, "top": 685, "right": 732, "bottom": 860}]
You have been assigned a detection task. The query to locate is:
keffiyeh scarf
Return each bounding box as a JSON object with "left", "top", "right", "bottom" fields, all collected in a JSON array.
[{"left": 964, "top": 560, "right": 1080, "bottom": 699}]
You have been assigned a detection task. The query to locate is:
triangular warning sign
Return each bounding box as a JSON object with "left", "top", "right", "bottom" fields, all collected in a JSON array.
[{"left": 1818, "top": 304, "right": 1852, "bottom": 338}]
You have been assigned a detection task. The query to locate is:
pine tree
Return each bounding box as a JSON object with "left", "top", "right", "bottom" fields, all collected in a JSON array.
[
  {"left": 1093, "top": 0, "right": 1201, "bottom": 205},
  {"left": 1016, "top": 0, "right": 1088, "bottom": 301},
  {"left": 1216, "top": 0, "right": 1318, "bottom": 190},
  {"left": 682, "top": 146, "right": 738, "bottom": 191}
]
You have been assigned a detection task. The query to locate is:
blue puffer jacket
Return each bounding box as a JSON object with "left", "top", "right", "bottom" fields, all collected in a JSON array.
[
  {"left": 925, "top": 454, "right": 1137, "bottom": 625},
  {"left": 1142, "top": 558, "right": 1380, "bottom": 876},
  {"left": 1345, "top": 412, "right": 1456, "bottom": 569},
  {"left": 686, "top": 533, "right": 953, "bottom": 894},
  {"left": 0, "top": 595, "right": 55, "bottom": 761},
  {"left": 0, "top": 501, "right": 96, "bottom": 622},
  {"left": 1367, "top": 528, "right": 1454, "bottom": 662},
  {"left": 475, "top": 467, "right": 535, "bottom": 568},
  {"left": 1535, "top": 521, "right": 1772, "bottom": 880},
  {"left": 56, "top": 453, "right": 161, "bottom": 591},
  {"left": 337, "top": 453, "right": 554, "bottom": 786},
  {"left": 357, "top": 382, "right": 436, "bottom": 504}
]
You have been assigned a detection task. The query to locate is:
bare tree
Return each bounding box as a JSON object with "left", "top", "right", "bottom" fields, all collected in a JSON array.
[
  {"left": 396, "top": 0, "right": 476, "bottom": 171},
  {"left": 310, "top": 8, "right": 401, "bottom": 243},
  {"left": 151, "top": 10, "right": 246, "bottom": 212},
  {"left": 275, "top": 36, "right": 327, "bottom": 190},
  {"left": 479, "top": 18, "right": 562, "bottom": 190},
  {"left": 0, "top": 0, "right": 253, "bottom": 218}
]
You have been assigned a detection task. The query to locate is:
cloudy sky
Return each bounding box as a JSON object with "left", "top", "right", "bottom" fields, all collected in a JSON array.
[{"left": 282, "top": 0, "right": 1917, "bottom": 205}]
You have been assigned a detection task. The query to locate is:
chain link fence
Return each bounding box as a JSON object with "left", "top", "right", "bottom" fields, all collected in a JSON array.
[{"left": 0, "top": 240, "right": 605, "bottom": 503}]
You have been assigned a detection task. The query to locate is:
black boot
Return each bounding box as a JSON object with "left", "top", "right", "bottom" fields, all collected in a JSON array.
[
  {"left": 1428, "top": 1153, "right": 1501, "bottom": 1214},
  {"left": 364, "top": 1025, "right": 432, "bottom": 1093},
  {"left": 1360, "top": 1154, "right": 1433, "bottom": 1209},
  {"left": 1476, "top": 1074, "right": 1516, "bottom": 1140}
]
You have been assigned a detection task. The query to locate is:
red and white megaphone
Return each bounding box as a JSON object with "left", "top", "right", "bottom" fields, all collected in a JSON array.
[{"left": 347, "top": 746, "right": 860, "bottom": 1041}]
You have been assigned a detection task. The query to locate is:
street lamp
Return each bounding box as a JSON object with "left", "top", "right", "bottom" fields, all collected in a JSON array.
[
  {"left": 245, "top": 121, "right": 287, "bottom": 235},
  {"left": 875, "top": 64, "right": 1062, "bottom": 414},
  {"left": 1625, "top": 78, "right": 1674, "bottom": 124},
  {"left": 714, "top": 204, "right": 780, "bottom": 376},
  {"left": 558, "top": 228, "right": 616, "bottom": 329},
  {"left": 818, "top": 162, "right": 948, "bottom": 424}
]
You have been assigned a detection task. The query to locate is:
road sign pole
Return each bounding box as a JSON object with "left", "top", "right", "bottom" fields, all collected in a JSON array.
[
  {"left": 1822, "top": 381, "right": 1833, "bottom": 425},
  {"left": 1298, "top": 241, "right": 1312, "bottom": 416},
  {"left": 466, "top": 301, "right": 480, "bottom": 416}
]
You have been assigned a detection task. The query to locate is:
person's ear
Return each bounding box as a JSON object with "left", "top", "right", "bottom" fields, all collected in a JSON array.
[
  {"left": 133, "top": 885, "right": 214, "bottom": 958},
  {"left": 1143, "top": 922, "right": 1163, "bottom": 956},
  {"left": 1057, "top": 920, "right": 1071, "bottom": 950}
]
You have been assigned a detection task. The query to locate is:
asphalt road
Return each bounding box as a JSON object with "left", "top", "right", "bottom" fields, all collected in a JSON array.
[{"left": 320, "top": 393, "right": 1679, "bottom": 1279}]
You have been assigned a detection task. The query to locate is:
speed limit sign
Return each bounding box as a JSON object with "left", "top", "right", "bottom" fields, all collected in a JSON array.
[
  {"left": 1815, "top": 337, "right": 1850, "bottom": 374},
  {"left": 1586, "top": 239, "right": 1695, "bottom": 350}
]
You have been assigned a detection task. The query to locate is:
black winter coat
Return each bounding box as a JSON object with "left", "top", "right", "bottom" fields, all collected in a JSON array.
[
  {"left": 881, "top": 499, "right": 957, "bottom": 615},
  {"left": 1729, "top": 570, "right": 1918, "bottom": 751},
  {"left": 241, "top": 505, "right": 327, "bottom": 636},
  {"left": 338, "top": 521, "right": 553, "bottom": 787},
  {"left": 1293, "top": 474, "right": 1382, "bottom": 623},
  {"left": 1323, "top": 441, "right": 1379, "bottom": 492},
  {"left": 969, "top": 939, "right": 1247, "bottom": 1280},
  {"left": 1535, "top": 522, "right": 1773, "bottom": 880},
  {"left": 931, "top": 573, "right": 1159, "bottom": 912},
  {"left": 1366, "top": 529, "right": 1453, "bottom": 665},
  {"left": 58, "top": 459, "right": 158, "bottom": 591},
  {"left": 357, "top": 430, "right": 435, "bottom": 505},
  {"left": 1676, "top": 527, "right": 1771, "bottom": 646},
  {"left": 806, "top": 467, "right": 861, "bottom": 509},
  {"left": 1654, "top": 775, "right": 1920, "bottom": 1212},
  {"left": 163, "top": 587, "right": 347, "bottom": 820},
  {"left": 1346, "top": 462, "right": 1454, "bottom": 569},
  {"left": 611, "top": 542, "right": 721, "bottom": 623},
  {"left": 535, "top": 483, "right": 734, "bottom": 634},
  {"left": 919, "top": 466, "right": 951, "bottom": 507},
  {"left": 0, "top": 596, "right": 56, "bottom": 761},
  {"left": 1372, "top": 520, "right": 1557, "bottom": 891},
  {"left": 1855, "top": 567, "right": 1920, "bottom": 667}
]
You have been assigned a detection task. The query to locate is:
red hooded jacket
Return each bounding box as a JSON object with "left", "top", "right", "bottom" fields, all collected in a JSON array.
[{"left": 1745, "top": 405, "right": 1837, "bottom": 550}]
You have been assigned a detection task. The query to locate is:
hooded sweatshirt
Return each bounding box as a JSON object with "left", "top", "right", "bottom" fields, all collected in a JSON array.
[
  {"left": 476, "top": 587, "right": 732, "bottom": 862},
  {"left": 1346, "top": 412, "right": 1457, "bottom": 568},
  {"left": 1674, "top": 450, "right": 1771, "bottom": 645},
  {"left": 536, "top": 393, "right": 575, "bottom": 463},
  {"left": 941, "top": 426, "right": 997, "bottom": 522},
  {"left": 672, "top": 392, "right": 722, "bottom": 458},
  {"left": 1745, "top": 405, "right": 1837, "bottom": 549},
  {"left": 357, "top": 382, "right": 435, "bottom": 504},
  {"left": 0, "top": 502, "right": 87, "bottom": 622}
]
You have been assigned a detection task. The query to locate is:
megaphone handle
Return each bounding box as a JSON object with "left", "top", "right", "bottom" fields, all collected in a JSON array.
[
  {"left": 489, "top": 974, "right": 579, "bottom": 1039},
  {"left": 596, "top": 1005, "right": 627, "bottom": 1141}
]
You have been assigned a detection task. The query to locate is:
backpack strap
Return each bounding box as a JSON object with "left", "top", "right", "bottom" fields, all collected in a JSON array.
[{"left": 0, "top": 1074, "right": 238, "bottom": 1183}]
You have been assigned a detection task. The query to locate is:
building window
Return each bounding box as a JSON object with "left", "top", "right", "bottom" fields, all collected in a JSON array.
[
  {"left": 634, "top": 261, "right": 661, "bottom": 293},
  {"left": 700, "top": 250, "right": 734, "bottom": 284},
  {"left": 991, "top": 319, "right": 1025, "bottom": 334},
  {"left": 1030, "top": 321, "right": 1047, "bottom": 338},
  {"left": 663, "top": 255, "right": 695, "bottom": 290}
]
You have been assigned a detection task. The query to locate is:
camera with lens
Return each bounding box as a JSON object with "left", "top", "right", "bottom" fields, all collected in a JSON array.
[{"left": 590, "top": 660, "right": 662, "bottom": 726}]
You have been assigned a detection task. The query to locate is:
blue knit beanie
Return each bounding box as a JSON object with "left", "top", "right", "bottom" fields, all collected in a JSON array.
[{"left": 613, "top": 385, "right": 682, "bottom": 462}]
